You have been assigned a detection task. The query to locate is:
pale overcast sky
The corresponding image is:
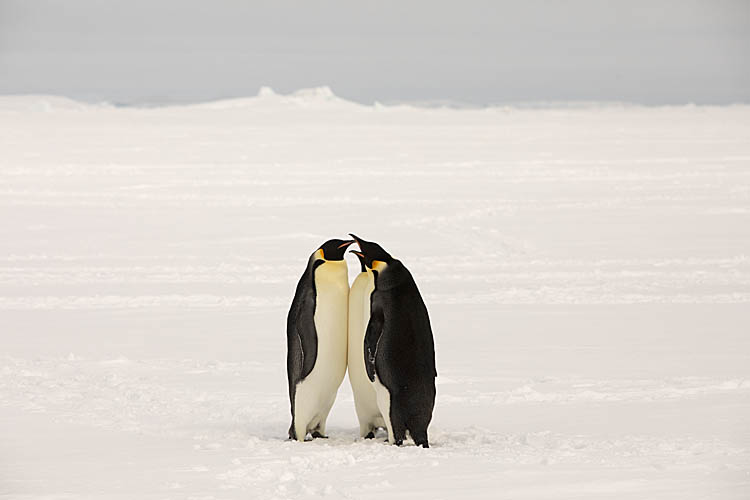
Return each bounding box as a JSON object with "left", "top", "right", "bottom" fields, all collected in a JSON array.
[{"left": 0, "top": 0, "right": 748, "bottom": 105}]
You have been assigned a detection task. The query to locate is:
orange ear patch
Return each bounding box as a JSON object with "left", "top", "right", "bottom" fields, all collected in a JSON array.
[{"left": 372, "top": 260, "right": 388, "bottom": 271}]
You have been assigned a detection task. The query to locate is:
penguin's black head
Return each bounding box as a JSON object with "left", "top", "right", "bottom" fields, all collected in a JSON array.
[
  {"left": 349, "top": 233, "right": 393, "bottom": 269},
  {"left": 349, "top": 250, "right": 367, "bottom": 272},
  {"left": 318, "top": 238, "right": 355, "bottom": 261}
]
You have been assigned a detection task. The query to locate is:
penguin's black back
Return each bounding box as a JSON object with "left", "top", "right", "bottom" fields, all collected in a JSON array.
[
  {"left": 365, "top": 260, "right": 436, "bottom": 428},
  {"left": 286, "top": 256, "right": 324, "bottom": 412}
]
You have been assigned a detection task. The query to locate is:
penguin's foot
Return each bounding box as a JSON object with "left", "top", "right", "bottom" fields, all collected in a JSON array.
[
  {"left": 364, "top": 431, "right": 375, "bottom": 439},
  {"left": 311, "top": 431, "right": 328, "bottom": 439},
  {"left": 393, "top": 438, "right": 403, "bottom": 446},
  {"left": 411, "top": 431, "right": 430, "bottom": 448}
]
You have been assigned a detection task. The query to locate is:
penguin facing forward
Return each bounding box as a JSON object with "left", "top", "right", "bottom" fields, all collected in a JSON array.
[
  {"left": 287, "top": 238, "right": 354, "bottom": 441},
  {"left": 347, "top": 251, "right": 385, "bottom": 439},
  {"left": 350, "top": 234, "right": 437, "bottom": 448}
]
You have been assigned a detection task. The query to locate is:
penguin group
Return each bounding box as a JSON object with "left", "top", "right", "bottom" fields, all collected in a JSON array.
[{"left": 286, "top": 234, "right": 437, "bottom": 448}]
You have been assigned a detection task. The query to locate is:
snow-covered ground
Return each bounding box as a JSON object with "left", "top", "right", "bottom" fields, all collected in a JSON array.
[{"left": 1, "top": 89, "right": 749, "bottom": 499}]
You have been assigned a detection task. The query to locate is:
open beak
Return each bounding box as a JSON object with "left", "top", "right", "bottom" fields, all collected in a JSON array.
[{"left": 337, "top": 240, "right": 355, "bottom": 249}]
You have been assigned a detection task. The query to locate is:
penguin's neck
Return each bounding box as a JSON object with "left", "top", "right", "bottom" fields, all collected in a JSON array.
[
  {"left": 352, "top": 269, "right": 374, "bottom": 289},
  {"left": 315, "top": 259, "right": 348, "bottom": 285}
]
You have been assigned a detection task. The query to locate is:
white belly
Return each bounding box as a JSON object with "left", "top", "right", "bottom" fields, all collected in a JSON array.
[
  {"left": 373, "top": 374, "right": 393, "bottom": 443},
  {"left": 347, "top": 270, "right": 384, "bottom": 434},
  {"left": 293, "top": 260, "right": 349, "bottom": 438}
]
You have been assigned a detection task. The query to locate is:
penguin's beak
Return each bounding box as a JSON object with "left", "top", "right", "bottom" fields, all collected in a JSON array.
[
  {"left": 337, "top": 240, "right": 355, "bottom": 249},
  {"left": 349, "top": 233, "right": 362, "bottom": 245},
  {"left": 349, "top": 250, "right": 364, "bottom": 258}
]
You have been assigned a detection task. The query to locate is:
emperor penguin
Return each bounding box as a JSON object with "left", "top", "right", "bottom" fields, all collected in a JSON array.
[
  {"left": 286, "top": 238, "right": 354, "bottom": 441},
  {"left": 347, "top": 251, "right": 385, "bottom": 439},
  {"left": 350, "top": 234, "right": 437, "bottom": 448}
]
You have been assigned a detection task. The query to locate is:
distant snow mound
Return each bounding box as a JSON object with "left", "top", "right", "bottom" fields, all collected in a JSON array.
[
  {"left": 290, "top": 86, "right": 335, "bottom": 100},
  {"left": 196, "top": 86, "right": 361, "bottom": 110},
  {"left": 256, "top": 86, "right": 277, "bottom": 98},
  {"left": 0, "top": 95, "right": 105, "bottom": 112}
]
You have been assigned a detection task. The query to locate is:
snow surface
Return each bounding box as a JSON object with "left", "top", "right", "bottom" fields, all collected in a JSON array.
[{"left": 1, "top": 89, "right": 749, "bottom": 499}]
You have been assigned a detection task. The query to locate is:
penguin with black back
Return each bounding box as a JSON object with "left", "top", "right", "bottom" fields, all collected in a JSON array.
[
  {"left": 350, "top": 233, "right": 437, "bottom": 448},
  {"left": 287, "top": 238, "right": 354, "bottom": 441}
]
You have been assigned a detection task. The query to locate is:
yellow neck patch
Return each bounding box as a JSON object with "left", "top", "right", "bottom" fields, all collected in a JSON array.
[{"left": 371, "top": 260, "right": 388, "bottom": 272}]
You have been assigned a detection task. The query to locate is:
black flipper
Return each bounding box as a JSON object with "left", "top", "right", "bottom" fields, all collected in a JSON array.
[
  {"left": 294, "top": 287, "right": 318, "bottom": 381},
  {"left": 364, "top": 304, "right": 384, "bottom": 382}
]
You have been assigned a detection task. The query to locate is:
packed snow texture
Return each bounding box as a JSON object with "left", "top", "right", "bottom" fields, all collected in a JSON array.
[{"left": 1, "top": 89, "right": 749, "bottom": 499}]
